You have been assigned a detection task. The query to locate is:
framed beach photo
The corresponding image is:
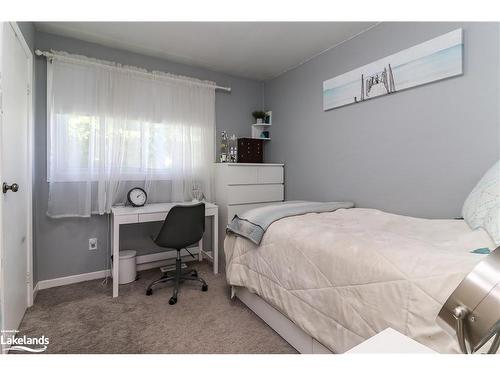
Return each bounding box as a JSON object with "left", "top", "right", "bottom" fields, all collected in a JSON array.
[{"left": 323, "top": 29, "right": 463, "bottom": 111}]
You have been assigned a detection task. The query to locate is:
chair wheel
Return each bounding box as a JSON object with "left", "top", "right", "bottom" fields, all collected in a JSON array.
[
  {"left": 146, "top": 289, "right": 153, "bottom": 296},
  {"left": 169, "top": 297, "right": 177, "bottom": 305},
  {"left": 191, "top": 271, "right": 198, "bottom": 277},
  {"left": 202, "top": 284, "right": 208, "bottom": 292}
]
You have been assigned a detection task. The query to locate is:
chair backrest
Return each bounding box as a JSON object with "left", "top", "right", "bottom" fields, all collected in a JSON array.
[{"left": 154, "top": 203, "right": 205, "bottom": 250}]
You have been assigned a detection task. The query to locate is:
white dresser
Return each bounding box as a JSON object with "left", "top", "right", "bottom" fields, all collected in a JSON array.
[{"left": 214, "top": 163, "right": 285, "bottom": 260}]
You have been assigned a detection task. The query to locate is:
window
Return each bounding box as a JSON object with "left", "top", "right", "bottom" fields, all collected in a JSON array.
[
  {"left": 46, "top": 54, "right": 215, "bottom": 217},
  {"left": 49, "top": 114, "right": 206, "bottom": 182}
]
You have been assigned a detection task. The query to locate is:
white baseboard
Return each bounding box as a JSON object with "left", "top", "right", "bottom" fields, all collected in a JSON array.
[
  {"left": 136, "top": 259, "right": 172, "bottom": 271},
  {"left": 136, "top": 255, "right": 198, "bottom": 271},
  {"left": 135, "top": 247, "right": 198, "bottom": 270},
  {"left": 38, "top": 269, "right": 111, "bottom": 290},
  {"left": 32, "top": 282, "right": 39, "bottom": 300},
  {"left": 37, "top": 249, "right": 201, "bottom": 290}
]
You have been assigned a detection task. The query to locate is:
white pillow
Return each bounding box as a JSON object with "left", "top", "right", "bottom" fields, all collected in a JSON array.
[
  {"left": 462, "top": 160, "right": 500, "bottom": 244},
  {"left": 484, "top": 205, "right": 500, "bottom": 245}
]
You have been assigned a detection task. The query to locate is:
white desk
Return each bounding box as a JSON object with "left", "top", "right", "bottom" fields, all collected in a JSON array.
[{"left": 111, "top": 202, "right": 219, "bottom": 298}]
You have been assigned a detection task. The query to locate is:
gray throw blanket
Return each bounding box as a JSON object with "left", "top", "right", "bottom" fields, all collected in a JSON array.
[{"left": 226, "top": 201, "right": 354, "bottom": 245}]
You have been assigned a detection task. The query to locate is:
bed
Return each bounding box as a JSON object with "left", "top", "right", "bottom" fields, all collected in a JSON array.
[{"left": 224, "top": 207, "right": 495, "bottom": 354}]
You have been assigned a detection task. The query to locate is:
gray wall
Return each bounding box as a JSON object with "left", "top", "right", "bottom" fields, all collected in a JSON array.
[
  {"left": 34, "top": 31, "right": 263, "bottom": 282},
  {"left": 18, "top": 22, "right": 35, "bottom": 52},
  {"left": 264, "top": 22, "right": 500, "bottom": 219}
]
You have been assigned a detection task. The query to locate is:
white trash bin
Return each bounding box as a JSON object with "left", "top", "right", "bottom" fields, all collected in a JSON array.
[{"left": 118, "top": 250, "right": 137, "bottom": 284}]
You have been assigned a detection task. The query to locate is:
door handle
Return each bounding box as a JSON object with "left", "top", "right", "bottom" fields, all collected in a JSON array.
[{"left": 2, "top": 182, "right": 19, "bottom": 193}]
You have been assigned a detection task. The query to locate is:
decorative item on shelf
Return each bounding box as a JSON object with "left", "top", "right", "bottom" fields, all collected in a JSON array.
[
  {"left": 237, "top": 138, "right": 263, "bottom": 163},
  {"left": 228, "top": 134, "right": 238, "bottom": 163},
  {"left": 251, "top": 109, "right": 271, "bottom": 140},
  {"left": 264, "top": 111, "right": 272, "bottom": 125},
  {"left": 220, "top": 131, "right": 228, "bottom": 163},
  {"left": 437, "top": 246, "right": 500, "bottom": 354},
  {"left": 252, "top": 110, "right": 266, "bottom": 124}
]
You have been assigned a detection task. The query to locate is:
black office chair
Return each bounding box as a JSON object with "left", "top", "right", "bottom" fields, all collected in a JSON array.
[{"left": 145, "top": 203, "right": 208, "bottom": 305}]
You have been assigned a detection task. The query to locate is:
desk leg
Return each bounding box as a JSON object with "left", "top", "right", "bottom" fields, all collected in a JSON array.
[
  {"left": 198, "top": 238, "right": 203, "bottom": 262},
  {"left": 112, "top": 218, "right": 120, "bottom": 298},
  {"left": 213, "top": 211, "right": 218, "bottom": 274}
]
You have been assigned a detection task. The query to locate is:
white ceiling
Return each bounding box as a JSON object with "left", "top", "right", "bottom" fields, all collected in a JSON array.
[{"left": 35, "top": 22, "right": 377, "bottom": 81}]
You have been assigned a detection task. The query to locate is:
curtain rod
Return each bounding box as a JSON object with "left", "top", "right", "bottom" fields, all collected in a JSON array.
[{"left": 35, "top": 49, "right": 232, "bottom": 93}]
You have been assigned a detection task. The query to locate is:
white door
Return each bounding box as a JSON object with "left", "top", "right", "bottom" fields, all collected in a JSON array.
[{"left": 0, "top": 22, "right": 32, "bottom": 343}]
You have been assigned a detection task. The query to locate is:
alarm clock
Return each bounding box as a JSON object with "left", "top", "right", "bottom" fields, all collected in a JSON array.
[{"left": 127, "top": 187, "right": 147, "bottom": 207}]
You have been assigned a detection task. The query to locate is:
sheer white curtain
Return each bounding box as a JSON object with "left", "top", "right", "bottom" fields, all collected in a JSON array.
[{"left": 46, "top": 53, "right": 215, "bottom": 218}]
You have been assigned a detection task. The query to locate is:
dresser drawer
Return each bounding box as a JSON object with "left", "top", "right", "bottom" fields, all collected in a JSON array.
[
  {"left": 227, "top": 202, "right": 279, "bottom": 224},
  {"left": 226, "top": 166, "right": 259, "bottom": 184},
  {"left": 225, "top": 165, "right": 283, "bottom": 185},
  {"left": 227, "top": 184, "right": 283, "bottom": 205},
  {"left": 258, "top": 166, "right": 283, "bottom": 184}
]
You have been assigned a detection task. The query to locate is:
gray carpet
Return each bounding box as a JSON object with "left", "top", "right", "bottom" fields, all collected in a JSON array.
[{"left": 17, "top": 262, "right": 297, "bottom": 354}]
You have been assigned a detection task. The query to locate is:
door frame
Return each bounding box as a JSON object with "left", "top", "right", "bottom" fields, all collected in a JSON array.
[{"left": 0, "top": 21, "right": 35, "bottom": 337}]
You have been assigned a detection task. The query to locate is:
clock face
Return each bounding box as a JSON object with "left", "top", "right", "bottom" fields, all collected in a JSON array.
[{"left": 128, "top": 188, "right": 147, "bottom": 207}]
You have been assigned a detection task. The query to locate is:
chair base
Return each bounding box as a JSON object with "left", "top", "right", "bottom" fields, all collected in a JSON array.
[{"left": 145, "top": 250, "right": 207, "bottom": 304}]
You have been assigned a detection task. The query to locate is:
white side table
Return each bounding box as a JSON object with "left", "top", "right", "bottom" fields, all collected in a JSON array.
[{"left": 347, "top": 328, "right": 436, "bottom": 353}]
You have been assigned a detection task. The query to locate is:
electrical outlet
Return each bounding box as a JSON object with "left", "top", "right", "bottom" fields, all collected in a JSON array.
[{"left": 88, "top": 238, "right": 98, "bottom": 251}]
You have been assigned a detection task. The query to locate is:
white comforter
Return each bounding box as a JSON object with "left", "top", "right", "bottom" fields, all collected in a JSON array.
[{"left": 224, "top": 208, "right": 495, "bottom": 353}]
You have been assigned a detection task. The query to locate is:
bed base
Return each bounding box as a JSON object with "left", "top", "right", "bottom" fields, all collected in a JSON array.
[{"left": 233, "top": 286, "right": 334, "bottom": 354}]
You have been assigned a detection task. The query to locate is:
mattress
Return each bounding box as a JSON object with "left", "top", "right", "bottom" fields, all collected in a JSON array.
[{"left": 224, "top": 208, "right": 495, "bottom": 353}]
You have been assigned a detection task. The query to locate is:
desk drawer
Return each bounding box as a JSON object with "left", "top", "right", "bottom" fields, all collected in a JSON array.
[
  {"left": 138, "top": 212, "right": 168, "bottom": 223},
  {"left": 225, "top": 165, "right": 283, "bottom": 185},
  {"left": 138, "top": 207, "right": 217, "bottom": 223},
  {"left": 227, "top": 184, "right": 283, "bottom": 205}
]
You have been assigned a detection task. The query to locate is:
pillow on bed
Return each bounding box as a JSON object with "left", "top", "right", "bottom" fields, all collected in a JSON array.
[
  {"left": 483, "top": 205, "right": 500, "bottom": 245},
  {"left": 462, "top": 160, "right": 500, "bottom": 244}
]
